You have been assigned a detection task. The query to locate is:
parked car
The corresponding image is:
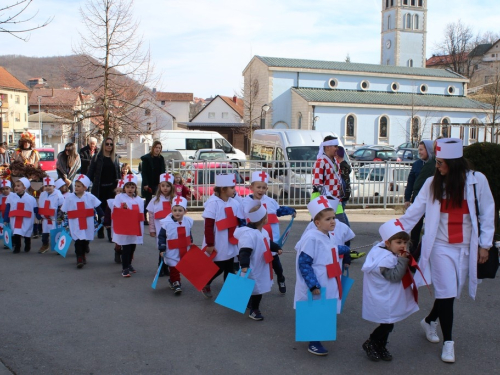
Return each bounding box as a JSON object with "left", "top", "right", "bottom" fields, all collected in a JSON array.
[
  {"left": 350, "top": 146, "right": 398, "bottom": 162},
  {"left": 351, "top": 163, "right": 411, "bottom": 198},
  {"left": 184, "top": 162, "right": 251, "bottom": 201},
  {"left": 396, "top": 141, "right": 419, "bottom": 151},
  {"left": 161, "top": 150, "right": 186, "bottom": 169},
  {"left": 397, "top": 148, "right": 419, "bottom": 162},
  {"left": 36, "top": 148, "right": 56, "bottom": 171},
  {"left": 190, "top": 149, "right": 228, "bottom": 161}
]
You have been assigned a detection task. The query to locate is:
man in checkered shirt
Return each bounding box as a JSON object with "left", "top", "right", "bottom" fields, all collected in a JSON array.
[{"left": 312, "top": 136, "right": 342, "bottom": 198}]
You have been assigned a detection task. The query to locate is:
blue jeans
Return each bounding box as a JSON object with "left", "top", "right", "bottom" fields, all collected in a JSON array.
[{"left": 42, "top": 233, "right": 49, "bottom": 245}]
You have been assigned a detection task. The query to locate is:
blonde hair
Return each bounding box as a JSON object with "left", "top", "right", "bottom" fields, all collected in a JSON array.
[
  {"left": 173, "top": 172, "right": 184, "bottom": 185},
  {"left": 153, "top": 181, "right": 174, "bottom": 203},
  {"left": 101, "top": 137, "right": 116, "bottom": 160}
]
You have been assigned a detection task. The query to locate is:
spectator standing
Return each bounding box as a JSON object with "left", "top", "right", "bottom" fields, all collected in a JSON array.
[
  {"left": 87, "top": 137, "right": 120, "bottom": 238},
  {"left": 0, "top": 142, "right": 11, "bottom": 167},
  {"left": 13, "top": 132, "right": 40, "bottom": 168},
  {"left": 79, "top": 137, "right": 99, "bottom": 175},
  {"left": 403, "top": 140, "right": 434, "bottom": 257},
  {"left": 334, "top": 146, "right": 351, "bottom": 225},
  {"left": 56, "top": 143, "right": 82, "bottom": 193},
  {"left": 140, "top": 141, "right": 166, "bottom": 225}
]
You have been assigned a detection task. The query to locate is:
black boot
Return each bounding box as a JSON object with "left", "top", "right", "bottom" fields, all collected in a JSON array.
[
  {"left": 106, "top": 227, "right": 112, "bottom": 243},
  {"left": 362, "top": 339, "right": 381, "bottom": 361},
  {"left": 97, "top": 226, "right": 105, "bottom": 239},
  {"left": 24, "top": 237, "right": 31, "bottom": 253},
  {"left": 375, "top": 340, "right": 392, "bottom": 361}
]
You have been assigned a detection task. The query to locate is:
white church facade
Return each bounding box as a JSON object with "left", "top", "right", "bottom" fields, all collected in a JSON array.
[{"left": 242, "top": 0, "right": 492, "bottom": 148}]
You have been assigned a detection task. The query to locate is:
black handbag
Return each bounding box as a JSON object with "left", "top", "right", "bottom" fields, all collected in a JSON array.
[{"left": 473, "top": 174, "right": 499, "bottom": 279}]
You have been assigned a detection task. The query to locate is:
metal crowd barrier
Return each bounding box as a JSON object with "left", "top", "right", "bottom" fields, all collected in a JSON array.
[{"left": 165, "top": 159, "right": 413, "bottom": 210}]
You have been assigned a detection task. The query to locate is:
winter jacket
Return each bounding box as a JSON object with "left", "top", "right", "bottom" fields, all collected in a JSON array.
[
  {"left": 79, "top": 145, "right": 99, "bottom": 175},
  {"left": 140, "top": 153, "right": 166, "bottom": 195},
  {"left": 87, "top": 152, "right": 120, "bottom": 198}
]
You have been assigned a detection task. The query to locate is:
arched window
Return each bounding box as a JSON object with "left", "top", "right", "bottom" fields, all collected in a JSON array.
[
  {"left": 441, "top": 118, "right": 450, "bottom": 137},
  {"left": 297, "top": 112, "right": 302, "bottom": 130},
  {"left": 411, "top": 117, "right": 420, "bottom": 141},
  {"left": 404, "top": 13, "right": 412, "bottom": 29},
  {"left": 346, "top": 114, "right": 356, "bottom": 138},
  {"left": 273, "top": 121, "right": 289, "bottom": 129},
  {"left": 386, "top": 0, "right": 389, "bottom": 8},
  {"left": 414, "top": 14, "right": 419, "bottom": 29},
  {"left": 388, "top": 15, "right": 391, "bottom": 30},
  {"left": 470, "top": 118, "right": 479, "bottom": 140},
  {"left": 408, "top": 59, "right": 414, "bottom": 67},
  {"left": 379, "top": 116, "right": 389, "bottom": 139},
  {"left": 411, "top": 0, "right": 416, "bottom": 6}
]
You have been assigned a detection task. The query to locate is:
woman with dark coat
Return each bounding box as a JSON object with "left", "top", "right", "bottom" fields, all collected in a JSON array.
[
  {"left": 87, "top": 137, "right": 121, "bottom": 238},
  {"left": 140, "top": 140, "right": 165, "bottom": 224}
]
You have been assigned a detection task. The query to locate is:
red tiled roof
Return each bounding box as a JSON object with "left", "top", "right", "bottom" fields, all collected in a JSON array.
[
  {"left": 156, "top": 92, "right": 193, "bottom": 102},
  {"left": 0, "top": 66, "right": 29, "bottom": 91},
  {"left": 220, "top": 95, "right": 243, "bottom": 118},
  {"left": 426, "top": 53, "right": 468, "bottom": 67},
  {"left": 28, "top": 87, "right": 82, "bottom": 107}
]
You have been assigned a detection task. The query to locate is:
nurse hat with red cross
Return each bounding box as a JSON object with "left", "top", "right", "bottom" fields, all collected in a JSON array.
[
  {"left": 0, "top": 179, "right": 11, "bottom": 188},
  {"left": 42, "top": 176, "right": 55, "bottom": 186},
  {"left": 215, "top": 173, "right": 236, "bottom": 187},
  {"left": 172, "top": 195, "right": 188, "bottom": 210},
  {"left": 251, "top": 171, "right": 268, "bottom": 184},
  {"left": 244, "top": 199, "right": 267, "bottom": 223},
  {"left": 160, "top": 173, "right": 174, "bottom": 185},
  {"left": 54, "top": 178, "right": 66, "bottom": 190},
  {"left": 435, "top": 138, "right": 463, "bottom": 159},
  {"left": 19, "top": 177, "right": 31, "bottom": 190},
  {"left": 379, "top": 219, "right": 406, "bottom": 241},
  {"left": 75, "top": 174, "right": 91, "bottom": 188},
  {"left": 307, "top": 195, "right": 332, "bottom": 219},
  {"left": 123, "top": 174, "right": 138, "bottom": 186}
]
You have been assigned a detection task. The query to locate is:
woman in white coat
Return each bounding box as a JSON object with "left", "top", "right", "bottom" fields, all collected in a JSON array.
[{"left": 399, "top": 138, "right": 495, "bottom": 363}]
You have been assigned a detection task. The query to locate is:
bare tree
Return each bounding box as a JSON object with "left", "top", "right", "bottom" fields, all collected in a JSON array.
[
  {"left": 0, "top": 0, "right": 52, "bottom": 41},
  {"left": 475, "top": 70, "right": 500, "bottom": 143},
  {"left": 71, "top": 0, "right": 156, "bottom": 140}
]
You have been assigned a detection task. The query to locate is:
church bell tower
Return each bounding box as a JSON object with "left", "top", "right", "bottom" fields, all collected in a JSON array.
[{"left": 381, "top": 0, "right": 427, "bottom": 68}]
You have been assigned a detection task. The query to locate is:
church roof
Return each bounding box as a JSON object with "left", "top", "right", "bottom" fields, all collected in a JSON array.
[
  {"left": 255, "top": 56, "right": 465, "bottom": 80},
  {"left": 292, "top": 88, "right": 490, "bottom": 110}
]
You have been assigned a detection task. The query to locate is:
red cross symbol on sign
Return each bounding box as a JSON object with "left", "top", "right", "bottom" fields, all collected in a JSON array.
[
  {"left": 60, "top": 237, "right": 65, "bottom": 247},
  {"left": 154, "top": 201, "right": 171, "bottom": 219},
  {"left": 167, "top": 226, "right": 191, "bottom": 258},
  {"left": 326, "top": 248, "right": 342, "bottom": 299},
  {"left": 77, "top": 175, "right": 86, "bottom": 181},
  {"left": 259, "top": 172, "right": 267, "bottom": 181},
  {"left": 317, "top": 196, "right": 329, "bottom": 208},
  {"left": 67, "top": 201, "right": 94, "bottom": 230},
  {"left": 44, "top": 177, "right": 52, "bottom": 185},
  {"left": 440, "top": 199, "right": 469, "bottom": 243},
  {"left": 39, "top": 200, "right": 55, "bottom": 225},
  {"left": 0, "top": 226, "right": 3, "bottom": 235},
  {"left": 1, "top": 180, "right": 8, "bottom": 187},
  {"left": 9, "top": 202, "right": 32, "bottom": 229},
  {"left": 394, "top": 219, "right": 404, "bottom": 230},
  {"left": 216, "top": 207, "right": 238, "bottom": 245},
  {"left": 174, "top": 196, "right": 183, "bottom": 205},
  {"left": 126, "top": 174, "right": 135, "bottom": 182}
]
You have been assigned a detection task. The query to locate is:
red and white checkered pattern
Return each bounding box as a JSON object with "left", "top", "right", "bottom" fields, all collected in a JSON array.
[{"left": 312, "top": 156, "right": 341, "bottom": 198}]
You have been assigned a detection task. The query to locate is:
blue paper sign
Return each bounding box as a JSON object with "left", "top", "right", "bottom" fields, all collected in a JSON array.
[
  {"left": 276, "top": 217, "right": 294, "bottom": 247},
  {"left": 340, "top": 269, "right": 354, "bottom": 313},
  {"left": 3, "top": 224, "right": 13, "bottom": 250},
  {"left": 296, "top": 288, "right": 337, "bottom": 342},
  {"left": 55, "top": 230, "right": 72, "bottom": 257},
  {"left": 151, "top": 262, "right": 164, "bottom": 290},
  {"left": 94, "top": 223, "right": 103, "bottom": 237},
  {"left": 215, "top": 269, "right": 255, "bottom": 314},
  {"left": 50, "top": 226, "right": 64, "bottom": 252}
]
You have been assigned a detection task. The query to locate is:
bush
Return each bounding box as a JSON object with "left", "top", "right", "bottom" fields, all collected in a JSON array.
[{"left": 464, "top": 142, "right": 500, "bottom": 232}]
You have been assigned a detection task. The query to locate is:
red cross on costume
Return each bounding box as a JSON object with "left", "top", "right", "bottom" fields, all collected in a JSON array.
[
  {"left": 262, "top": 203, "right": 279, "bottom": 241},
  {"left": 131, "top": 204, "right": 144, "bottom": 222},
  {"left": 67, "top": 202, "right": 94, "bottom": 230},
  {"left": 167, "top": 226, "right": 192, "bottom": 258},
  {"left": 263, "top": 238, "right": 274, "bottom": 280},
  {"left": 126, "top": 174, "right": 135, "bottom": 183},
  {"left": 1, "top": 180, "right": 9, "bottom": 187},
  {"left": 440, "top": 199, "right": 469, "bottom": 243},
  {"left": 44, "top": 177, "right": 52, "bottom": 185},
  {"left": 38, "top": 200, "right": 55, "bottom": 225},
  {"left": 317, "top": 195, "right": 330, "bottom": 208},
  {"left": 258, "top": 171, "right": 267, "bottom": 181},
  {"left": 401, "top": 254, "right": 430, "bottom": 303},
  {"left": 9, "top": 202, "right": 32, "bottom": 229},
  {"left": 326, "top": 248, "right": 343, "bottom": 299},
  {"left": 0, "top": 196, "right": 7, "bottom": 216},
  {"left": 394, "top": 219, "right": 404, "bottom": 230},
  {"left": 154, "top": 201, "right": 172, "bottom": 219},
  {"left": 215, "top": 207, "right": 238, "bottom": 245}
]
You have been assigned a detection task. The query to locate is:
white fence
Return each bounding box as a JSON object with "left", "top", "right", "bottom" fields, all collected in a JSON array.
[{"left": 166, "top": 160, "right": 414, "bottom": 209}]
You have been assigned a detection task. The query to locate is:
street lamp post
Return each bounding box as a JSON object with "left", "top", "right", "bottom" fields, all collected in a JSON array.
[
  {"left": 260, "top": 104, "right": 270, "bottom": 129},
  {"left": 38, "top": 96, "right": 42, "bottom": 145}
]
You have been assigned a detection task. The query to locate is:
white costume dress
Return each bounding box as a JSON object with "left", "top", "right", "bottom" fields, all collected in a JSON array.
[
  {"left": 202, "top": 195, "right": 244, "bottom": 262},
  {"left": 61, "top": 192, "right": 101, "bottom": 241},
  {"left": 361, "top": 243, "right": 419, "bottom": 323},
  {"left": 161, "top": 213, "right": 194, "bottom": 267},
  {"left": 112, "top": 193, "right": 144, "bottom": 246},
  {"left": 146, "top": 195, "right": 172, "bottom": 236},
  {"left": 234, "top": 226, "right": 274, "bottom": 295},
  {"left": 6, "top": 192, "right": 37, "bottom": 237},
  {"left": 294, "top": 228, "right": 342, "bottom": 313},
  {"left": 399, "top": 171, "right": 495, "bottom": 299},
  {"left": 242, "top": 195, "right": 281, "bottom": 242},
  {"left": 39, "top": 191, "right": 64, "bottom": 233}
]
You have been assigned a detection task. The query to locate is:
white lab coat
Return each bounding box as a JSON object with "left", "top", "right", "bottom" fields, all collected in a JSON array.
[
  {"left": 6, "top": 192, "right": 37, "bottom": 237},
  {"left": 146, "top": 195, "right": 172, "bottom": 236},
  {"left": 234, "top": 226, "right": 274, "bottom": 295},
  {"left": 362, "top": 243, "right": 419, "bottom": 323},
  {"left": 39, "top": 191, "right": 64, "bottom": 233},
  {"left": 399, "top": 171, "right": 495, "bottom": 299},
  {"left": 61, "top": 192, "right": 101, "bottom": 241},
  {"left": 242, "top": 195, "right": 281, "bottom": 242},
  {"left": 112, "top": 193, "right": 144, "bottom": 245},
  {"left": 294, "top": 228, "right": 341, "bottom": 312},
  {"left": 161, "top": 214, "right": 194, "bottom": 267}
]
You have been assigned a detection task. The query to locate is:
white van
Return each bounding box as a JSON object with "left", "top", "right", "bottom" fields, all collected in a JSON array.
[
  {"left": 250, "top": 129, "right": 346, "bottom": 199},
  {"left": 156, "top": 130, "right": 246, "bottom": 161}
]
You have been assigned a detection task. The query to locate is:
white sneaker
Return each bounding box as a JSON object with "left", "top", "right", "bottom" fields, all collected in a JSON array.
[
  {"left": 420, "top": 319, "right": 440, "bottom": 343},
  {"left": 441, "top": 341, "right": 455, "bottom": 363}
]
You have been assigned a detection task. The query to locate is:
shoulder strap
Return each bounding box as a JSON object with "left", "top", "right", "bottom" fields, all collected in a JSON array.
[{"left": 472, "top": 171, "right": 480, "bottom": 232}]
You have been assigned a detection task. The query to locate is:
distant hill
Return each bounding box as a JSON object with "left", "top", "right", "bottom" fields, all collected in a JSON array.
[{"left": 0, "top": 55, "right": 110, "bottom": 90}]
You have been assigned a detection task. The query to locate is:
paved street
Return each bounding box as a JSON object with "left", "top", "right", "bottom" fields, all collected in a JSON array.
[{"left": 1, "top": 211, "right": 499, "bottom": 375}]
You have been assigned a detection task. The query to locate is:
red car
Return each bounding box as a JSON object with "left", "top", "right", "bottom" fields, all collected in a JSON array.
[
  {"left": 36, "top": 148, "right": 56, "bottom": 171},
  {"left": 186, "top": 162, "right": 251, "bottom": 201}
]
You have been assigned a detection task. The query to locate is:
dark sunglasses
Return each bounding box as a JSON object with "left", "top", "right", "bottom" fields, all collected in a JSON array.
[
  {"left": 65, "top": 149, "right": 71, "bottom": 152},
  {"left": 105, "top": 142, "right": 113, "bottom": 146}
]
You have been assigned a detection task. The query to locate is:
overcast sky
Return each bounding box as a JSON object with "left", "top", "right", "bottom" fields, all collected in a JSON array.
[{"left": 2, "top": 0, "right": 499, "bottom": 98}]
